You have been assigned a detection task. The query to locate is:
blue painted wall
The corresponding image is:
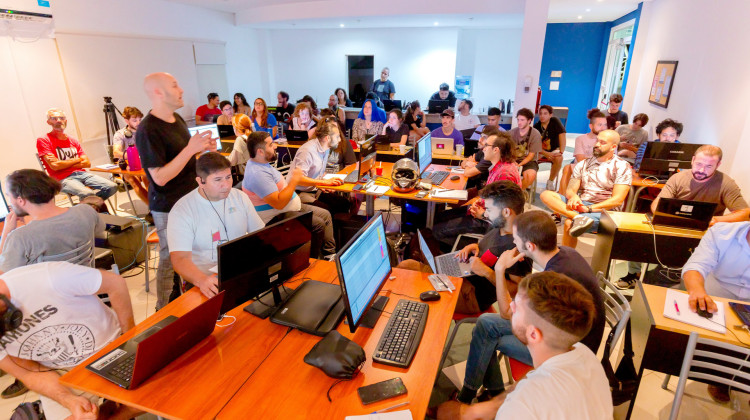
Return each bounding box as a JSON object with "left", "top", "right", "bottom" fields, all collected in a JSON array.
[{"left": 538, "top": 4, "right": 642, "bottom": 133}]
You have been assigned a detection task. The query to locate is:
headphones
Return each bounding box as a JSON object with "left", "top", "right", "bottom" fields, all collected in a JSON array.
[
  {"left": 0, "top": 295, "right": 23, "bottom": 336},
  {"left": 123, "top": 127, "right": 133, "bottom": 138}
]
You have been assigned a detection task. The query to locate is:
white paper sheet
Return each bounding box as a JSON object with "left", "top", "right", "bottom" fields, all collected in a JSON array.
[
  {"left": 345, "top": 410, "right": 413, "bottom": 420},
  {"left": 663, "top": 288, "right": 726, "bottom": 334}
]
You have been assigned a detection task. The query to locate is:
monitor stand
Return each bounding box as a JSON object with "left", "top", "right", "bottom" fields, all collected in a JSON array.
[
  {"left": 244, "top": 284, "right": 293, "bottom": 319},
  {"left": 345, "top": 295, "right": 389, "bottom": 329}
]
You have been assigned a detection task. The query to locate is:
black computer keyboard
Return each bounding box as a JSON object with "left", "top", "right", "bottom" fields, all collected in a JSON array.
[
  {"left": 373, "top": 299, "right": 428, "bottom": 368},
  {"left": 109, "top": 354, "right": 135, "bottom": 382},
  {"left": 423, "top": 170, "right": 450, "bottom": 185}
]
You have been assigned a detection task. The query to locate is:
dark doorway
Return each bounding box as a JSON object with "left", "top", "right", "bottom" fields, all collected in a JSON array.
[{"left": 347, "top": 55, "right": 373, "bottom": 108}]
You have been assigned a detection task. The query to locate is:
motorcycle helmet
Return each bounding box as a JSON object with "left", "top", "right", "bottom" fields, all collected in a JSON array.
[{"left": 391, "top": 158, "right": 419, "bottom": 193}]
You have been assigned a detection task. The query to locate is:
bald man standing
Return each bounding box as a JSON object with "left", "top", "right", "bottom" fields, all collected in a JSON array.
[
  {"left": 136, "top": 72, "right": 215, "bottom": 310},
  {"left": 540, "top": 130, "right": 632, "bottom": 248}
]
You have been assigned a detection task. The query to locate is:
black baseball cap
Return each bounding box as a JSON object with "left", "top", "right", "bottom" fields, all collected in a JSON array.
[{"left": 439, "top": 83, "right": 449, "bottom": 91}]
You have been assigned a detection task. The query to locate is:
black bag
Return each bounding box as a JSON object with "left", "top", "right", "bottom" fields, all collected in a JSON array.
[
  {"left": 602, "top": 320, "right": 638, "bottom": 406},
  {"left": 10, "top": 400, "right": 45, "bottom": 420},
  {"left": 304, "top": 330, "right": 365, "bottom": 379}
]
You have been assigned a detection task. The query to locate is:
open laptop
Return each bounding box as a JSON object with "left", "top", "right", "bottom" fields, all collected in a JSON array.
[
  {"left": 217, "top": 124, "right": 234, "bottom": 138},
  {"left": 417, "top": 230, "right": 472, "bottom": 278},
  {"left": 371, "top": 134, "right": 392, "bottom": 151},
  {"left": 428, "top": 99, "right": 450, "bottom": 114},
  {"left": 86, "top": 292, "right": 224, "bottom": 389},
  {"left": 648, "top": 198, "right": 717, "bottom": 231},
  {"left": 188, "top": 124, "right": 231, "bottom": 153},
  {"left": 432, "top": 137, "right": 454, "bottom": 157},
  {"left": 285, "top": 129, "right": 309, "bottom": 145},
  {"left": 382, "top": 99, "right": 402, "bottom": 112},
  {"left": 460, "top": 128, "right": 476, "bottom": 140},
  {"left": 344, "top": 137, "right": 377, "bottom": 183}
]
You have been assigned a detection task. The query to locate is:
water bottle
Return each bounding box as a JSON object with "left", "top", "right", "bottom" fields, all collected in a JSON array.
[{"left": 126, "top": 145, "right": 142, "bottom": 171}]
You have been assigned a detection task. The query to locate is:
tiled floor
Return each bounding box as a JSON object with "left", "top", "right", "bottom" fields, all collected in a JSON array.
[{"left": 2, "top": 136, "right": 746, "bottom": 418}]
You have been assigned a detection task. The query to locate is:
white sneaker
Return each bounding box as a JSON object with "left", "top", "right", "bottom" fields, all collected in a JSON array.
[
  {"left": 546, "top": 180, "right": 555, "bottom": 191},
  {"left": 569, "top": 215, "right": 595, "bottom": 237}
]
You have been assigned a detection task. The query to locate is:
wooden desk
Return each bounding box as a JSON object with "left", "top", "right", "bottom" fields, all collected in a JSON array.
[
  {"left": 60, "top": 261, "right": 461, "bottom": 420},
  {"left": 323, "top": 162, "right": 468, "bottom": 227},
  {"left": 626, "top": 282, "right": 749, "bottom": 419},
  {"left": 625, "top": 172, "right": 665, "bottom": 213},
  {"left": 216, "top": 262, "right": 462, "bottom": 419},
  {"left": 591, "top": 211, "right": 704, "bottom": 277}
]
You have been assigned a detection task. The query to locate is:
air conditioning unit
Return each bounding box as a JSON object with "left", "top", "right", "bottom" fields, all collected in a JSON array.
[{"left": 0, "top": 8, "right": 54, "bottom": 39}]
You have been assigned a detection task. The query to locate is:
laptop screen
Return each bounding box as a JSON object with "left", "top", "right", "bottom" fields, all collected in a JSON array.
[
  {"left": 188, "top": 124, "right": 222, "bottom": 151},
  {"left": 417, "top": 230, "right": 437, "bottom": 273},
  {"left": 417, "top": 133, "right": 432, "bottom": 175},
  {"left": 0, "top": 181, "right": 9, "bottom": 222}
]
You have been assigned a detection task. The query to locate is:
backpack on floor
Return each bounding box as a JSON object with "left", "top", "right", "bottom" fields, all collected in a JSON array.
[{"left": 10, "top": 400, "right": 45, "bottom": 420}]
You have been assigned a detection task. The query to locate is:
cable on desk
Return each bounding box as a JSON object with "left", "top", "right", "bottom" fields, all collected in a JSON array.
[
  {"left": 326, "top": 360, "right": 365, "bottom": 402},
  {"left": 380, "top": 290, "right": 418, "bottom": 300},
  {"left": 645, "top": 220, "right": 685, "bottom": 282},
  {"left": 215, "top": 314, "right": 236, "bottom": 328}
]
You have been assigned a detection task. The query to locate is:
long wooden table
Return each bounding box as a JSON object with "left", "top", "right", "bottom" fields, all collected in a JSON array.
[
  {"left": 321, "top": 161, "right": 468, "bottom": 228},
  {"left": 60, "top": 261, "right": 462, "bottom": 420},
  {"left": 626, "top": 282, "right": 750, "bottom": 419}
]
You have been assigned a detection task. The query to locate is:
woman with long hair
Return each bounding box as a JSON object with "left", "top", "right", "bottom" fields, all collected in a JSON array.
[
  {"left": 300, "top": 95, "right": 321, "bottom": 121},
  {"left": 228, "top": 113, "right": 254, "bottom": 174},
  {"left": 381, "top": 109, "right": 409, "bottom": 146},
  {"left": 250, "top": 97, "right": 278, "bottom": 139},
  {"left": 404, "top": 100, "right": 429, "bottom": 138},
  {"left": 233, "top": 92, "right": 251, "bottom": 115},
  {"left": 291, "top": 102, "right": 317, "bottom": 138},
  {"left": 351, "top": 99, "right": 386, "bottom": 143},
  {"left": 335, "top": 87, "right": 352, "bottom": 107}
]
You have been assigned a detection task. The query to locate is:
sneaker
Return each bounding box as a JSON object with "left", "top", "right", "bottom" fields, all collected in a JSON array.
[
  {"left": 551, "top": 213, "right": 562, "bottom": 225},
  {"left": 546, "top": 180, "right": 555, "bottom": 191},
  {"left": 708, "top": 384, "right": 730, "bottom": 403},
  {"left": 615, "top": 272, "right": 640, "bottom": 290},
  {"left": 568, "top": 215, "right": 594, "bottom": 237},
  {"left": 1, "top": 379, "right": 28, "bottom": 399}
]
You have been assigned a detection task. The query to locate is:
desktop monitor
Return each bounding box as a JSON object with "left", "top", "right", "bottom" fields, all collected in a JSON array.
[
  {"left": 0, "top": 181, "right": 9, "bottom": 222},
  {"left": 416, "top": 133, "right": 432, "bottom": 175},
  {"left": 428, "top": 99, "right": 449, "bottom": 114},
  {"left": 639, "top": 142, "right": 704, "bottom": 179},
  {"left": 217, "top": 211, "right": 312, "bottom": 317},
  {"left": 335, "top": 212, "right": 392, "bottom": 333},
  {"left": 188, "top": 124, "right": 222, "bottom": 151}
]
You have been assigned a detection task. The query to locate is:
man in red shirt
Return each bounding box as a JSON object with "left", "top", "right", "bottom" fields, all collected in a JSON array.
[
  {"left": 36, "top": 109, "right": 117, "bottom": 200},
  {"left": 195, "top": 92, "right": 222, "bottom": 125}
]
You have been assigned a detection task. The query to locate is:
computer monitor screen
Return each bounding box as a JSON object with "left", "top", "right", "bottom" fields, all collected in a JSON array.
[
  {"left": 416, "top": 133, "right": 432, "bottom": 175},
  {"left": 188, "top": 124, "right": 222, "bottom": 151},
  {"left": 0, "top": 181, "right": 9, "bottom": 222},
  {"left": 643, "top": 142, "right": 702, "bottom": 161},
  {"left": 336, "top": 212, "right": 392, "bottom": 333},
  {"left": 217, "top": 211, "right": 312, "bottom": 315}
]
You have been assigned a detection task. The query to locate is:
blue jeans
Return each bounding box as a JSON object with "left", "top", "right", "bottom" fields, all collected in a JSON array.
[
  {"left": 556, "top": 193, "right": 601, "bottom": 233},
  {"left": 62, "top": 171, "right": 117, "bottom": 199},
  {"left": 463, "top": 313, "right": 533, "bottom": 392}
]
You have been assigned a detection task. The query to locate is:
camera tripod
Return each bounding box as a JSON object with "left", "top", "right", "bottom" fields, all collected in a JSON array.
[{"left": 103, "top": 96, "right": 123, "bottom": 147}]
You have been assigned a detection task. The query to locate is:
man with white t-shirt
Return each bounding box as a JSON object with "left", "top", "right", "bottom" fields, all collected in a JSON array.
[
  {"left": 437, "top": 271, "right": 612, "bottom": 419},
  {"left": 455, "top": 99, "right": 480, "bottom": 131},
  {"left": 242, "top": 131, "right": 336, "bottom": 258},
  {"left": 0, "top": 262, "right": 140, "bottom": 420},
  {"left": 168, "top": 152, "right": 264, "bottom": 299},
  {"left": 556, "top": 109, "right": 608, "bottom": 199}
]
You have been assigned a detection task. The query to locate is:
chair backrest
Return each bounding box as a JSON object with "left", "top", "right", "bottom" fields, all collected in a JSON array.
[
  {"left": 670, "top": 332, "right": 750, "bottom": 420},
  {"left": 35, "top": 153, "right": 47, "bottom": 172},
  {"left": 39, "top": 237, "right": 95, "bottom": 268},
  {"left": 597, "top": 271, "right": 632, "bottom": 354}
]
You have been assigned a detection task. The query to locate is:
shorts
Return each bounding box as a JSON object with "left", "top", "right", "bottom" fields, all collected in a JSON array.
[
  {"left": 521, "top": 161, "right": 539, "bottom": 173},
  {"left": 556, "top": 193, "right": 601, "bottom": 233}
]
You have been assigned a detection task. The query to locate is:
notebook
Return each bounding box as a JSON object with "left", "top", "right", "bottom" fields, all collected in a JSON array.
[{"left": 663, "top": 288, "right": 726, "bottom": 334}]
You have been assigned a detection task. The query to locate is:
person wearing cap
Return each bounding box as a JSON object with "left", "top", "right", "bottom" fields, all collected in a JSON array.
[
  {"left": 430, "top": 83, "right": 457, "bottom": 107},
  {"left": 430, "top": 108, "right": 464, "bottom": 147}
]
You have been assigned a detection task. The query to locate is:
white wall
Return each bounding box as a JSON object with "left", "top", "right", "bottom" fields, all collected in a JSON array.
[
  {"left": 455, "top": 28, "right": 523, "bottom": 111},
  {"left": 262, "top": 28, "right": 459, "bottom": 107},
  {"left": 624, "top": 0, "right": 750, "bottom": 194},
  {"left": 0, "top": 0, "right": 262, "bottom": 177}
]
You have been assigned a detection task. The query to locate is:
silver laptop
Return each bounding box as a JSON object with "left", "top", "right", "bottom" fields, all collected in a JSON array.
[
  {"left": 417, "top": 230, "right": 472, "bottom": 278},
  {"left": 188, "top": 124, "right": 224, "bottom": 152}
]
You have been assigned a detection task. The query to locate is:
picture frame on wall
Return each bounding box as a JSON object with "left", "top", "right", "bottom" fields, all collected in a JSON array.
[{"left": 648, "top": 60, "right": 678, "bottom": 108}]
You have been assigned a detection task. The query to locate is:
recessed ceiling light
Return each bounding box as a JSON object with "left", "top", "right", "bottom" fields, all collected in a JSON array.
[
  {"left": 339, "top": 23, "right": 345, "bottom": 28},
  {"left": 586, "top": 8, "right": 591, "bottom": 12},
  {"left": 434, "top": 21, "right": 439, "bottom": 26},
  {"left": 577, "top": 15, "right": 583, "bottom": 19}
]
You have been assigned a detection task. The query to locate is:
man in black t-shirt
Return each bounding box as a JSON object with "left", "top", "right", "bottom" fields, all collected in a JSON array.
[
  {"left": 457, "top": 210, "right": 605, "bottom": 404},
  {"left": 274, "top": 91, "right": 295, "bottom": 124},
  {"left": 533, "top": 105, "right": 567, "bottom": 190},
  {"left": 136, "top": 72, "right": 216, "bottom": 310},
  {"left": 606, "top": 93, "right": 628, "bottom": 129}
]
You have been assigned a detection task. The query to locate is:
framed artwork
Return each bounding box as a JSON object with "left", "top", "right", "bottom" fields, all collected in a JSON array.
[{"left": 648, "top": 60, "right": 678, "bottom": 108}]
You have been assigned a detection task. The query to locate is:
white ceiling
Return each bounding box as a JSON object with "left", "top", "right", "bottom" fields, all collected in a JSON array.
[{"left": 165, "top": 0, "right": 645, "bottom": 27}]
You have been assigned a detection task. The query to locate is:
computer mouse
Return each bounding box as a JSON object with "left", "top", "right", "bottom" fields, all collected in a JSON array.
[
  {"left": 420, "top": 291, "right": 441, "bottom": 302},
  {"left": 696, "top": 307, "right": 713, "bottom": 319},
  {"left": 450, "top": 175, "right": 460, "bottom": 181}
]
